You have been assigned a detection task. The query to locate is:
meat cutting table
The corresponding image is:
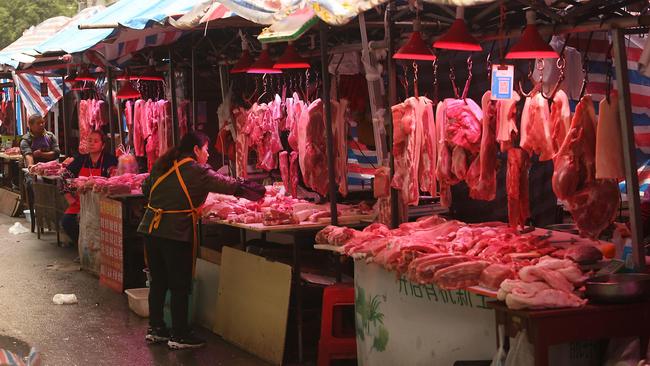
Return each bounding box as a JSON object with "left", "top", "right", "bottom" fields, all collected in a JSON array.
[
  {"left": 202, "top": 217, "right": 372, "bottom": 363},
  {"left": 488, "top": 300, "right": 650, "bottom": 366}
]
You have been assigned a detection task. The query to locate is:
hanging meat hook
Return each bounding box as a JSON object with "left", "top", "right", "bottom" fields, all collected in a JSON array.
[
  {"left": 578, "top": 32, "right": 594, "bottom": 100},
  {"left": 432, "top": 59, "right": 439, "bottom": 104},
  {"left": 413, "top": 61, "right": 419, "bottom": 97},
  {"left": 461, "top": 56, "right": 473, "bottom": 100},
  {"left": 517, "top": 60, "right": 537, "bottom": 97},
  {"left": 449, "top": 64, "right": 460, "bottom": 99},
  {"left": 605, "top": 42, "right": 614, "bottom": 103}
]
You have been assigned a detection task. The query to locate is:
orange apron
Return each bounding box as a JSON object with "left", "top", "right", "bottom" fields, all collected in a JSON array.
[{"left": 146, "top": 157, "right": 201, "bottom": 275}]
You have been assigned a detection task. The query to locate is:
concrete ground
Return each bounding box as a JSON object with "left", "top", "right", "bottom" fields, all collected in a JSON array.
[{"left": 0, "top": 214, "right": 270, "bottom": 366}]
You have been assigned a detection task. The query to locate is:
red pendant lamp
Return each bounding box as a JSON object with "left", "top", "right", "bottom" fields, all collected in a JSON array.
[
  {"left": 70, "top": 81, "right": 88, "bottom": 91},
  {"left": 75, "top": 66, "right": 95, "bottom": 82},
  {"left": 433, "top": 7, "right": 482, "bottom": 51},
  {"left": 273, "top": 43, "right": 310, "bottom": 69},
  {"left": 137, "top": 64, "right": 164, "bottom": 81},
  {"left": 247, "top": 45, "right": 282, "bottom": 74},
  {"left": 116, "top": 80, "right": 141, "bottom": 99},
  {"left": 506, "top": 10, "right": 559, "bottom": 59},
  {"left": 393, "top": 19, "right": 436, "bottom": 61},
  {"left": 230, "top": 50, "right": 253, "bottom": 74}
]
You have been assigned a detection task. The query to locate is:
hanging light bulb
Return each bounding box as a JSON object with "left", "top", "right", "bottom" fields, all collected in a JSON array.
[
  {"left": 75, "top": 66, "right": 95, "bottom": 82},
  {"left": 506, "top": 10, "right": 558, "bottom": 59},
  {"left": 116, "top": 80, "right": 141, "bottom": 99},
  {"left": 247, "top": 45, "right": 282, "bottom": 74},
  {"left": 273, "top": 43, "right": 310, "bottom": 69},
  {"left": 393, "top": 19, "right": 436, "bottom": 61},
  {"left": 433, "top": 7, "right": 482, "bottom": 51}
]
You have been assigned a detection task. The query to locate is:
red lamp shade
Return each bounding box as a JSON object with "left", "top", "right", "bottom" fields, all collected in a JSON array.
[
  {"left": 393, "top": 31, "right": 437, "bottom": 61},
  {"left": 70, "top": 81, "right": 87, "bottom": 91},
  {"left": 137, "top": 66, "right": 164, "bottom": 81},
  {"left": 230, "top": 50, "right": 253, "bottom": 74},
  {"left": 433, "top": 19, "right": 482, "bottom": 51},
  {"left": 75, "top": 67, "right": 95, "bottom": 82},
  {"left": 247, "top": 49, "right": 282, "bottom": 74},
  {"left": 116, "top": 81, "right": 141, "bottom": 99},
  {"left": 506, "top": 24, "right": 559, "bottom": 59},
  {"left": 273, "top": 44, "right": 310, "bottom": 69}
]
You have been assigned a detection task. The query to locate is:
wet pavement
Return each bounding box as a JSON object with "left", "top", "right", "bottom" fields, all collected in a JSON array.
[{"left": 0, "top": 214, "right": 270, "bottom": 366}]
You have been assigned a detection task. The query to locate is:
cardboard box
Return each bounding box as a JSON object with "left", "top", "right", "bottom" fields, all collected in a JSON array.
[{"left": 0, "top": 188, "right": 21, "bottom": 217}]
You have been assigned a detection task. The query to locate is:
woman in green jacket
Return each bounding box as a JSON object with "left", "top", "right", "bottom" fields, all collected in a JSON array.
[{"left": 138, "top": 131, "right": 264, "bottom": 350}]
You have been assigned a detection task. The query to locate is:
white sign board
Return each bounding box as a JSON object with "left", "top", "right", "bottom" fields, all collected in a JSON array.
[{"left": 354, "top": 261, "right": 496, "bottom": 366}]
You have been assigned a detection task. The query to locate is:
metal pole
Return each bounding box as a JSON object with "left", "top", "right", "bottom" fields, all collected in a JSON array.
[
  {"left": 106, "top": 68, "right": 115, "bottom": 153},
  {"left": 169, "top": 48, "right": 179, "bottom": 145},
  {"left": 116, "top": 99, "right": 124, "bottom": 148},
  {"left": 60, "top": 76, "right": 69, "bottom": 156},
  {"left": 320, "top": 22, "right": 338, "bottom": 227},
  {"left": 191, "top": 40, "right": 197, "bottom": 130},
  {"left": 612, "top": 28, "right": 646, "bottom": 271},
  {"left": 386, "top": 2, "right": 400, "bottom": 229}
]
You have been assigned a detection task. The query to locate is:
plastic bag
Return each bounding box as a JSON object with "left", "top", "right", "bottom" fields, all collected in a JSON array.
[
  {"left": 504, "top": 330, "right": 535, "bottom": 366},
  {"left": 52, "top": 294, "right": 78, "bottom": 305},
  {"left": 9, "top": 222, "right": 30, "bottom": 235},
  {"left": 605, "top": 337, "right": 640, "bottom": 366},
  {"left": 491, "top": 325, "right": 507, "bottom": 366}
]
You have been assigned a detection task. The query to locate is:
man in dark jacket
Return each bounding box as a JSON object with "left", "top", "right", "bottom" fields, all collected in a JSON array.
[{"left": 20, "top": 114, "right": 60, "bottom": 167}]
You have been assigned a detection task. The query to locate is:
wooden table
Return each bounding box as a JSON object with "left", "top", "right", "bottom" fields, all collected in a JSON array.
[
  {"left": 489, "top": 300, "right": 650, "bottom": 366},
  {"left": 202, "top": 216, "right": 372, "bottom": 363}
]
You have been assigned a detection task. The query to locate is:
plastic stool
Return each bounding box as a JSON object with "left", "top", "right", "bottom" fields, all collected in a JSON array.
[{"left": 317, "top": 283, "right": 357, "bottom": 366}]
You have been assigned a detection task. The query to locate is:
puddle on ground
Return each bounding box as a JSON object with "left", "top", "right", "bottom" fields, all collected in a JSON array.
[{"left": 46, "top": 262, "right": 81, "bottom": 272}]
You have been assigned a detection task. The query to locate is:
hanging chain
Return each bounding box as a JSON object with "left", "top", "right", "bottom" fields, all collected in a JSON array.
[
  {"left": 449, "top": 65, "right": 460, "bottom": 99},
  {"left": 402, "top": 64, "right": 410, "bottom": 97},
  {"left": 498, "top": 3, "right": 507, "bottom": 64},
  {"left": 461, "top": 56, "right": 473, "bottom": 100},
  {"left": 413, "top": 61, "right": 419, "bottom": 97},
  {"left": 432, "top": 60, "right": 439, "bottom": 104}
]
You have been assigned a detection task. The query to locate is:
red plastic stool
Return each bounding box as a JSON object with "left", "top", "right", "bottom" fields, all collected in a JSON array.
[{"left": 317, "top": 283, "right": 357, "bottom": 366}]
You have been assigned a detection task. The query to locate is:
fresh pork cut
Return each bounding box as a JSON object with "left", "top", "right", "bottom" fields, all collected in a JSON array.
[
  {"left": 298, "top": 99, "right": 328, "bottom": 196},
  {"left": 234, "top": 107, "right": 249, "bottom": 178},
  {"left": 333, "top": 99, "right": 349, "bottom": 196},
  {"left": 595, "top": 91, "right": 624, "bottom": 179},
  {"left": 507, "top": 148, "right": 530, "bottom": 229},
  {"left": 391, "top": 97, "right": 425, "bottom": 206},
  {"left": 550, "top": 90, "right": 571, "bottom": 154},
  {"left": 444, "top": 98, "right": 483, "bottom": 153},
  {"left": 520, "top": 92, "right": 554, "bottom": 161},
  {"left": 468, "top": 91, "right": 498, "bottom": 201},
  {"left": 495, "top": 93, "right": 520, "bottom": 151},
  {"left": 279, "top": 151, "right": 290, "bottom": 194},
  {"left": 289, "top": 151, "right": 299, "bottom": 197}
]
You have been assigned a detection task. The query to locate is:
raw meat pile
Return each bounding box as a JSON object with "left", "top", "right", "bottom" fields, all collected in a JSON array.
[
  {"left": 202, "top": 185, "right": 371, "bottom": 226},
  {"left": 78, "top": 99, "right": 107, "bottom": 154},
  {"left": 127, "top": 99, "right": 183, "bottom": 172},
  {"left": 72, "top": 173, "right": 149, "bottom": 195},
  {"left": 316, "top": 215, "right": 573, "bottom": 291},
  {"left": 28, "top": 161, "right": 65, "bottom": 176},
  {"left": 3, "top": 147, "right": 21, "bottom": 156},
  {"left": 497, "top": 257, "right": 587, "bottom": 310}
]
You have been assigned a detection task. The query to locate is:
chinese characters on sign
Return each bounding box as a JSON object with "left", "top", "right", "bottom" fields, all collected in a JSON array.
[
  {"left": 99, "top": 198, "right": 124, "bottom": 293},
  {"left": 397, "top": 276, "right": 490, "bottom": 310}
]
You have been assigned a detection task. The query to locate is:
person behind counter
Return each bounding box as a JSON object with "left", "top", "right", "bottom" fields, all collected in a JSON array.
[
  {"left": 61, "top": 131, "right": 117, "bottom": 246},
  {"left": 20, "top": 114, "right": 60, "bottom": 167},
  {"left": 138, "top": 131, "right": 265, "bottom": 350}
]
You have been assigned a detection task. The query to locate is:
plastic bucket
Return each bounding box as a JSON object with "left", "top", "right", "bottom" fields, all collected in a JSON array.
[{"left": 23, "top": 210, "right": 31, "bottom": 223}]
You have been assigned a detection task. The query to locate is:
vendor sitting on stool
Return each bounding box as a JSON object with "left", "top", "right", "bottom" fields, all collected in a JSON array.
[
  {"left": 20, "top": 114, "right": 60, "bottom": 167},
  {"left": 138, "top": 131, "right": 265, "bottom": 350},
  {"left": 61, "top": 131, "right": 117, "bottom": 246}
]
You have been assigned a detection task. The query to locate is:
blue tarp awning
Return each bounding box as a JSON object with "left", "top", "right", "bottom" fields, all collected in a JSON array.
[{"left": 35, "top": 0, "right": 201, "bottom": 55}]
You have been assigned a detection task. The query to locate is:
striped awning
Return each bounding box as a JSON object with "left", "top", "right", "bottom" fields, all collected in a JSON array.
[
  {"left": 13, "top": 72, "right": 64, "bottom": 118},
  {"left": 35, "top": 0, "right": 200, "bottom": 55}
]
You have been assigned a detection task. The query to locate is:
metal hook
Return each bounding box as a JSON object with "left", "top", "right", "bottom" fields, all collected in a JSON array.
[
  {"left": 461, "top": 56, "right": 473, "bottom": 100},
  {"left": 518, "top": 60, "right": 536, "bottom": 97},
  {"left": 432, "top": 59, "right": 439, "bottom": 104},
  {"left": 449, "top": 65, "right": 459, "bottom": 99},
  {"left": 413, "top": 61, "right": 419, "bottom": 97}
]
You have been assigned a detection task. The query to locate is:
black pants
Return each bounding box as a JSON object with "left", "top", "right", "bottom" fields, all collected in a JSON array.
[
  {"left": 61, "top": 214, "right": 79, "bottom": 245},
  {"left": 144, "top": 235, "right": 193, "bottom": 336}
]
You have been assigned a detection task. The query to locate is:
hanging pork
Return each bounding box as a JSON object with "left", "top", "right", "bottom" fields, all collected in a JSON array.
[{"left": 553, "top": 95, "right": 620, "bottom": 238}]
